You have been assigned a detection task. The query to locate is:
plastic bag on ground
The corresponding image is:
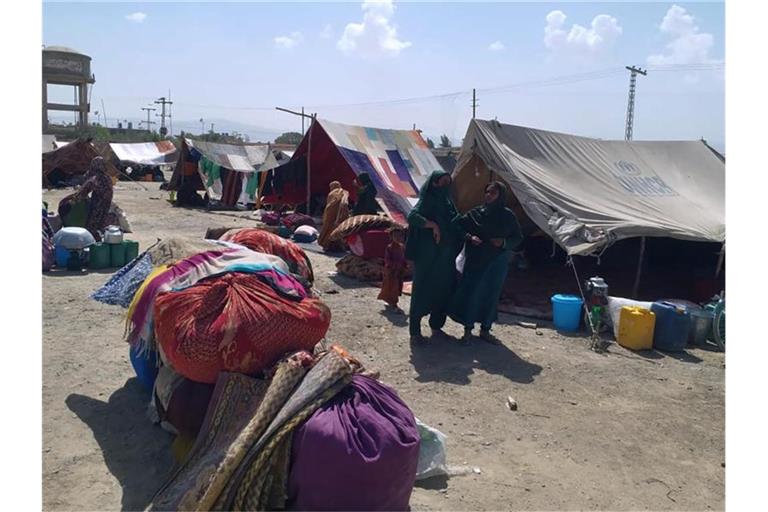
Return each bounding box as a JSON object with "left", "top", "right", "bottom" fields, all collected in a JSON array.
[{"left": 415, "top": 418, "right": 449, "bottom": 480}]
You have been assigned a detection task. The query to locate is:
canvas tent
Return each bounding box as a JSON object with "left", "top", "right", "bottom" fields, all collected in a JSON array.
[
  {"left": 109, "top": 141, "right": 178, "bottom": 166},
  {"left": 42, "top": 134, "right": 58, "bottom": 154},
  {"left": 452, "top": 119, "right": 725, "bottom": 257},
  {"left": 168, "top": 138, "right": 281, "bottom": 207},
  {"left": 261, "top": 118, "right": 444, "bottom": 223},
  {"left": 42, "top": 138, "right": 119, "bottom": 187}
]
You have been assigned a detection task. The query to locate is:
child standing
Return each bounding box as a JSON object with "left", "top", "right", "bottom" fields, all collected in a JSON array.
[{"left": 378, "top": 228, "right": 407, "bottom": 313}]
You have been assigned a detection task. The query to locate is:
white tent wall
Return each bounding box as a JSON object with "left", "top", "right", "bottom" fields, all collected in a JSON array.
[{"left": 452, "top": 120, "right": 725, "bottom": 257}]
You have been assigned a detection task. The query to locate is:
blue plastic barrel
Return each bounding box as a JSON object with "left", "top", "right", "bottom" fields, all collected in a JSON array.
[
  {"left": 55, "top": 245, "right": 70, "bottom": 268},
  {"left": 551, "top": 294, "right": 583, "bottom": 332},
  {"left": 651, "top": 301, "right": 691, "bottom": 352},
  {"left": 129, "top": 346, "right": 159, "bottom": 393}
]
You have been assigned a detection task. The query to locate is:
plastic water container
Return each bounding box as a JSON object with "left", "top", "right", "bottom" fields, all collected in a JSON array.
[
  {"left": 124, "top": 240, "right": 139, "bottom": 263},
  {"left": 551, "top": 294, "right": 583, "bottom": 332},
  {"left": 617, "top": 307, "right": 656, "bottom": 350},
  {"left": 651, "top": 301, "right": 691, "bottom": 352},
  {"left": 55, "top": 245, "right": 70, "bottom": 267},
  {"left": 109, "top": 241, "right": 127, "bottom": 268},
  {"left": 688, "top": 308, "right": 714, "bottom": 345},
  {"left": 89, "top": 243, "right": 110, "bottom": 269},
  {"left": 129, "top": 346, "right": 159, "bottom": 393}
]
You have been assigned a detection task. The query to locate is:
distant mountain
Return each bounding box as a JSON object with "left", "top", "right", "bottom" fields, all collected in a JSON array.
[{"left": 172, "top": 118, "right": 284, "bottom": 143}]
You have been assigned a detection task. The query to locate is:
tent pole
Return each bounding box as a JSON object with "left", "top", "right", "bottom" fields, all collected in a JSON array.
[
  {"left": 715, "top": 242, "right": 725, "bottom": 278},
  {"left": 305, "top": 115, "right": 315, "bottom": 215},
  {"left": 631, "top": 237, "right": 646, "bottom": 299}
]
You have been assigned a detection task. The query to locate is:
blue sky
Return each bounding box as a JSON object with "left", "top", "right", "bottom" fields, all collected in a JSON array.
[{"left": 43, "top": 1, "right": 725, "bottom": 149}]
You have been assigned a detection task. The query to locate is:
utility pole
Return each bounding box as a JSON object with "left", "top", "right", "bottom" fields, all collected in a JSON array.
[
  {"left": 199, "top": 118, "right": 205, "bottom": 135},
  {"left": 141, "top": 107, "right": 156, "bottom": 133},
  {"left": 624, "top": 66, "right": 647, "bottom": 141},
  {"left": 154, "top": 96, "right": 173, "bottom": 137},
  {"left": 625, "top": 65, "right": 648, "bottom": 298},
  {"left": 472, "top": 88, "right": 477, "bottom": 119},
  {"left": 301, "top": 106, "right": 305, "bottom": 135}
]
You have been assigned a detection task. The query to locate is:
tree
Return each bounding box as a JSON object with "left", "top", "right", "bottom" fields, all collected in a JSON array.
[
  {"left": 275, "top": 132, "right": 303, "bottom": 145},
  {"left": 426, "top": 138, "right": 435, "bottom": 149},
  {"left": 439, "top": 135, "right": 452, "bottom": 148}
]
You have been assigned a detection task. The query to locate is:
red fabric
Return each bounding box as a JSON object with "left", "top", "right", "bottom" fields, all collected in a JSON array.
[
  {"left": 345, "top": 229, "right": 390, "bottom": 259},
  {"left": 221, "top": 170, "right": 244, "bottom": 207},
  {"left": 154, "top": 273, "right": 331, "bottom": 384},
  {"left": 221, "top": 228, "right": 314, "bottom": 283},
  {"left": 261, "top": 123, "right": 359, "bottom": 205}
]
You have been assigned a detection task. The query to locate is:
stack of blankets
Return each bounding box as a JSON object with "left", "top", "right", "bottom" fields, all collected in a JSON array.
[{"left": 93, "top": 230, "right": 422, "bottom": 511}]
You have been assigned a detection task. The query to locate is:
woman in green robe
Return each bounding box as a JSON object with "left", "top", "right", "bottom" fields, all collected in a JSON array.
[
  {"left": 351, "top": 173, "right": 379, "bottom": 216},
  {"left": 405, "top": 170, "right": 462, "bottom": 343},
  {"left": 450, "top": 181, "right": 523, "bottom": 343}
]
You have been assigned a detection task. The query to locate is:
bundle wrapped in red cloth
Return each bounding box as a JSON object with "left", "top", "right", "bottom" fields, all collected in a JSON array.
[
  {"left": 154, "top": 272, "right": 330, "bottom": 383},
  {"left": 221, "top": 228, "right": 314, "bottom": 283},
  {"left": 345, "top": 229, "right": 390, "bottom": 259}
]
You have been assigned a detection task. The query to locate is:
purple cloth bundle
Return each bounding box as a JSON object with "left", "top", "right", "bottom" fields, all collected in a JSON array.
[{"left": 287, "top": 375, "right": 420, "bottom": 511}]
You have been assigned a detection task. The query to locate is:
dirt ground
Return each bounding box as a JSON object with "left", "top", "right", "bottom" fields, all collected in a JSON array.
[{"left": 43, "top": 182, "right": 725, "bottom": 511}]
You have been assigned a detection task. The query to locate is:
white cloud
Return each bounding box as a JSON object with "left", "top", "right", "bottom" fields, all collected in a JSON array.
[
  {"left": 647, "top": 5, "right": 718, "bottom": 66},
  {"left": 337, "top": 0, "right": 412, "bottom": 58},
  {"left": 274, "top": 32, "right": 304, "bottom": 50},
  {"left": 488, "top": 41, "right": 505, "bottom": 52},
  {"left": 125, "top": 12, "right": 147, "bottom": 23},
  {"left": 320, "top": 24, "right": 333, "bottom": 39},
  {"left": 544, "top": 10, "right": 622, "bottom": 55}
]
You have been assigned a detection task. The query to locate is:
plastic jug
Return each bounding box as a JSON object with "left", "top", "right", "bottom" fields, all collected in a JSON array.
[
  {"left": 89, "top": 242, "right": 111, "bottom": 269},
  {"left": 617, "top": 307, "right": 656, "bottom": 350},
  {"left": 109, "top": 241, "right": 127, "bottom": 268},
  {"left": 124, "top": 240, "right": 139, "bottom": 263},
  {"left": 651, "top": 301, "right": 691, "bottom": 352}
]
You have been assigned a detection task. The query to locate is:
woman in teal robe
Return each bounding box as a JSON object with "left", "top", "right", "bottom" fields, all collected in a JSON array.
[
  {"left": 450, "top": 181, "right": 523, "bottom": 343},
  {"left": 405, "top": 171, "right": 462, "bottom": 342}
]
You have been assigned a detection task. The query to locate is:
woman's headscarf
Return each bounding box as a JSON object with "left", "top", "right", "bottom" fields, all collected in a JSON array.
[
  {"left": 418, "top": 170, "right": 452, "bottom": 201},
  {"left": 329, "top": 181, "right": 341, "bottom": 191},
  {"left": 357, "top": 173, "right": 373, "bottom": 187},
  {"left": 89, "top": 156, "right": 106, "bottom": 176},
  {"left": 460, "top": 181, "right": 516, "bottom": 240}
]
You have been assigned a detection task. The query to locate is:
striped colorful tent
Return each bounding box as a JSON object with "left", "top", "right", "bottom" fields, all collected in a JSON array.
[
  {"left": 261, "top": 119, "right": 445, "bottom": 223},
  {"left": 168, "top": 139, "right": 281, "bottom": 208}
]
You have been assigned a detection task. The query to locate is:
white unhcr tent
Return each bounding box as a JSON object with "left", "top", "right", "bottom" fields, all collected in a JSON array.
[{"left": 452, "top": 119, "right": 725, "bottom": 257}]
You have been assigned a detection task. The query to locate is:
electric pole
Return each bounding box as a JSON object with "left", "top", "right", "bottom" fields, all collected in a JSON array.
[
  {"left": 141, "top": 107, "right": 156, "bottom": 133},
  {"left": 624, "top": 66, "right": 647, "bottom": 141},
  {"left": 154, "top": 96, "right": 173, "bottom": 137},
  {"left": 472, "top": 88, "right": 477, "bottom": 119},
  {"left": 199, "top": 118, "right": 205, "bottom": 135}
]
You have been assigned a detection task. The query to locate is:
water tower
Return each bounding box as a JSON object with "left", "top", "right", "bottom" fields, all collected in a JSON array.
[{"left": 42, "top": 46, "right": 95, "bottom": 131}]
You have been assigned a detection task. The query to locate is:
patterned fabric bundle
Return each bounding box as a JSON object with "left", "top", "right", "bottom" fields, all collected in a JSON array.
[
  {"left": 126, "top": 249, "right": 291, "bottom": 354},
  {"left": 43, "top": 216, "right": 55, "bottom": 272},
  {"left": 329, "top": 214, "right": 403, "bottom": 242},
  {"left": 92, "top": 252, "right": 154, "bottom": 307},
  {"left": 221, "top": 228, "right": 314, "bottom": 283},
  {"left": 287, "top": 375, "right": 420, "bottom": 511},
  {"left": 154, "top": 272, "right": 331, "bottom": 383},
  {"left": 281, "top": 213, "right": 316, "bottom": 230},
  {"left": 336, "top": 254, "right": 414, "bottom": 282}
]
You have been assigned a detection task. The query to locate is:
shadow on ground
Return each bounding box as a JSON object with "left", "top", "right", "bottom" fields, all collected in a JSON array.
[
  {"left": 409, "top": 333, "right": 543, "bottom": 385},
  {"left": 66, "top": 378, "right": 174, "bottom": 511}
]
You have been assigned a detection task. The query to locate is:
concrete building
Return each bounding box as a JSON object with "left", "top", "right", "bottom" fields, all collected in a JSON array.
[{"left": 42, "top": 46, "right": 95, "bottom": 131}]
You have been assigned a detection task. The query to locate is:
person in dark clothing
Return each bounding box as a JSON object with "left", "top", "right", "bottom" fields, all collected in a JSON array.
[
  {"left": 405, "top": 170, "right": 463, "bottom": 343},
  {"left": 351, "top": 173, "right": 379, "bottom": 215},
  {"left": 450, "top": 181, "right": 523, "bottom": 343}
]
